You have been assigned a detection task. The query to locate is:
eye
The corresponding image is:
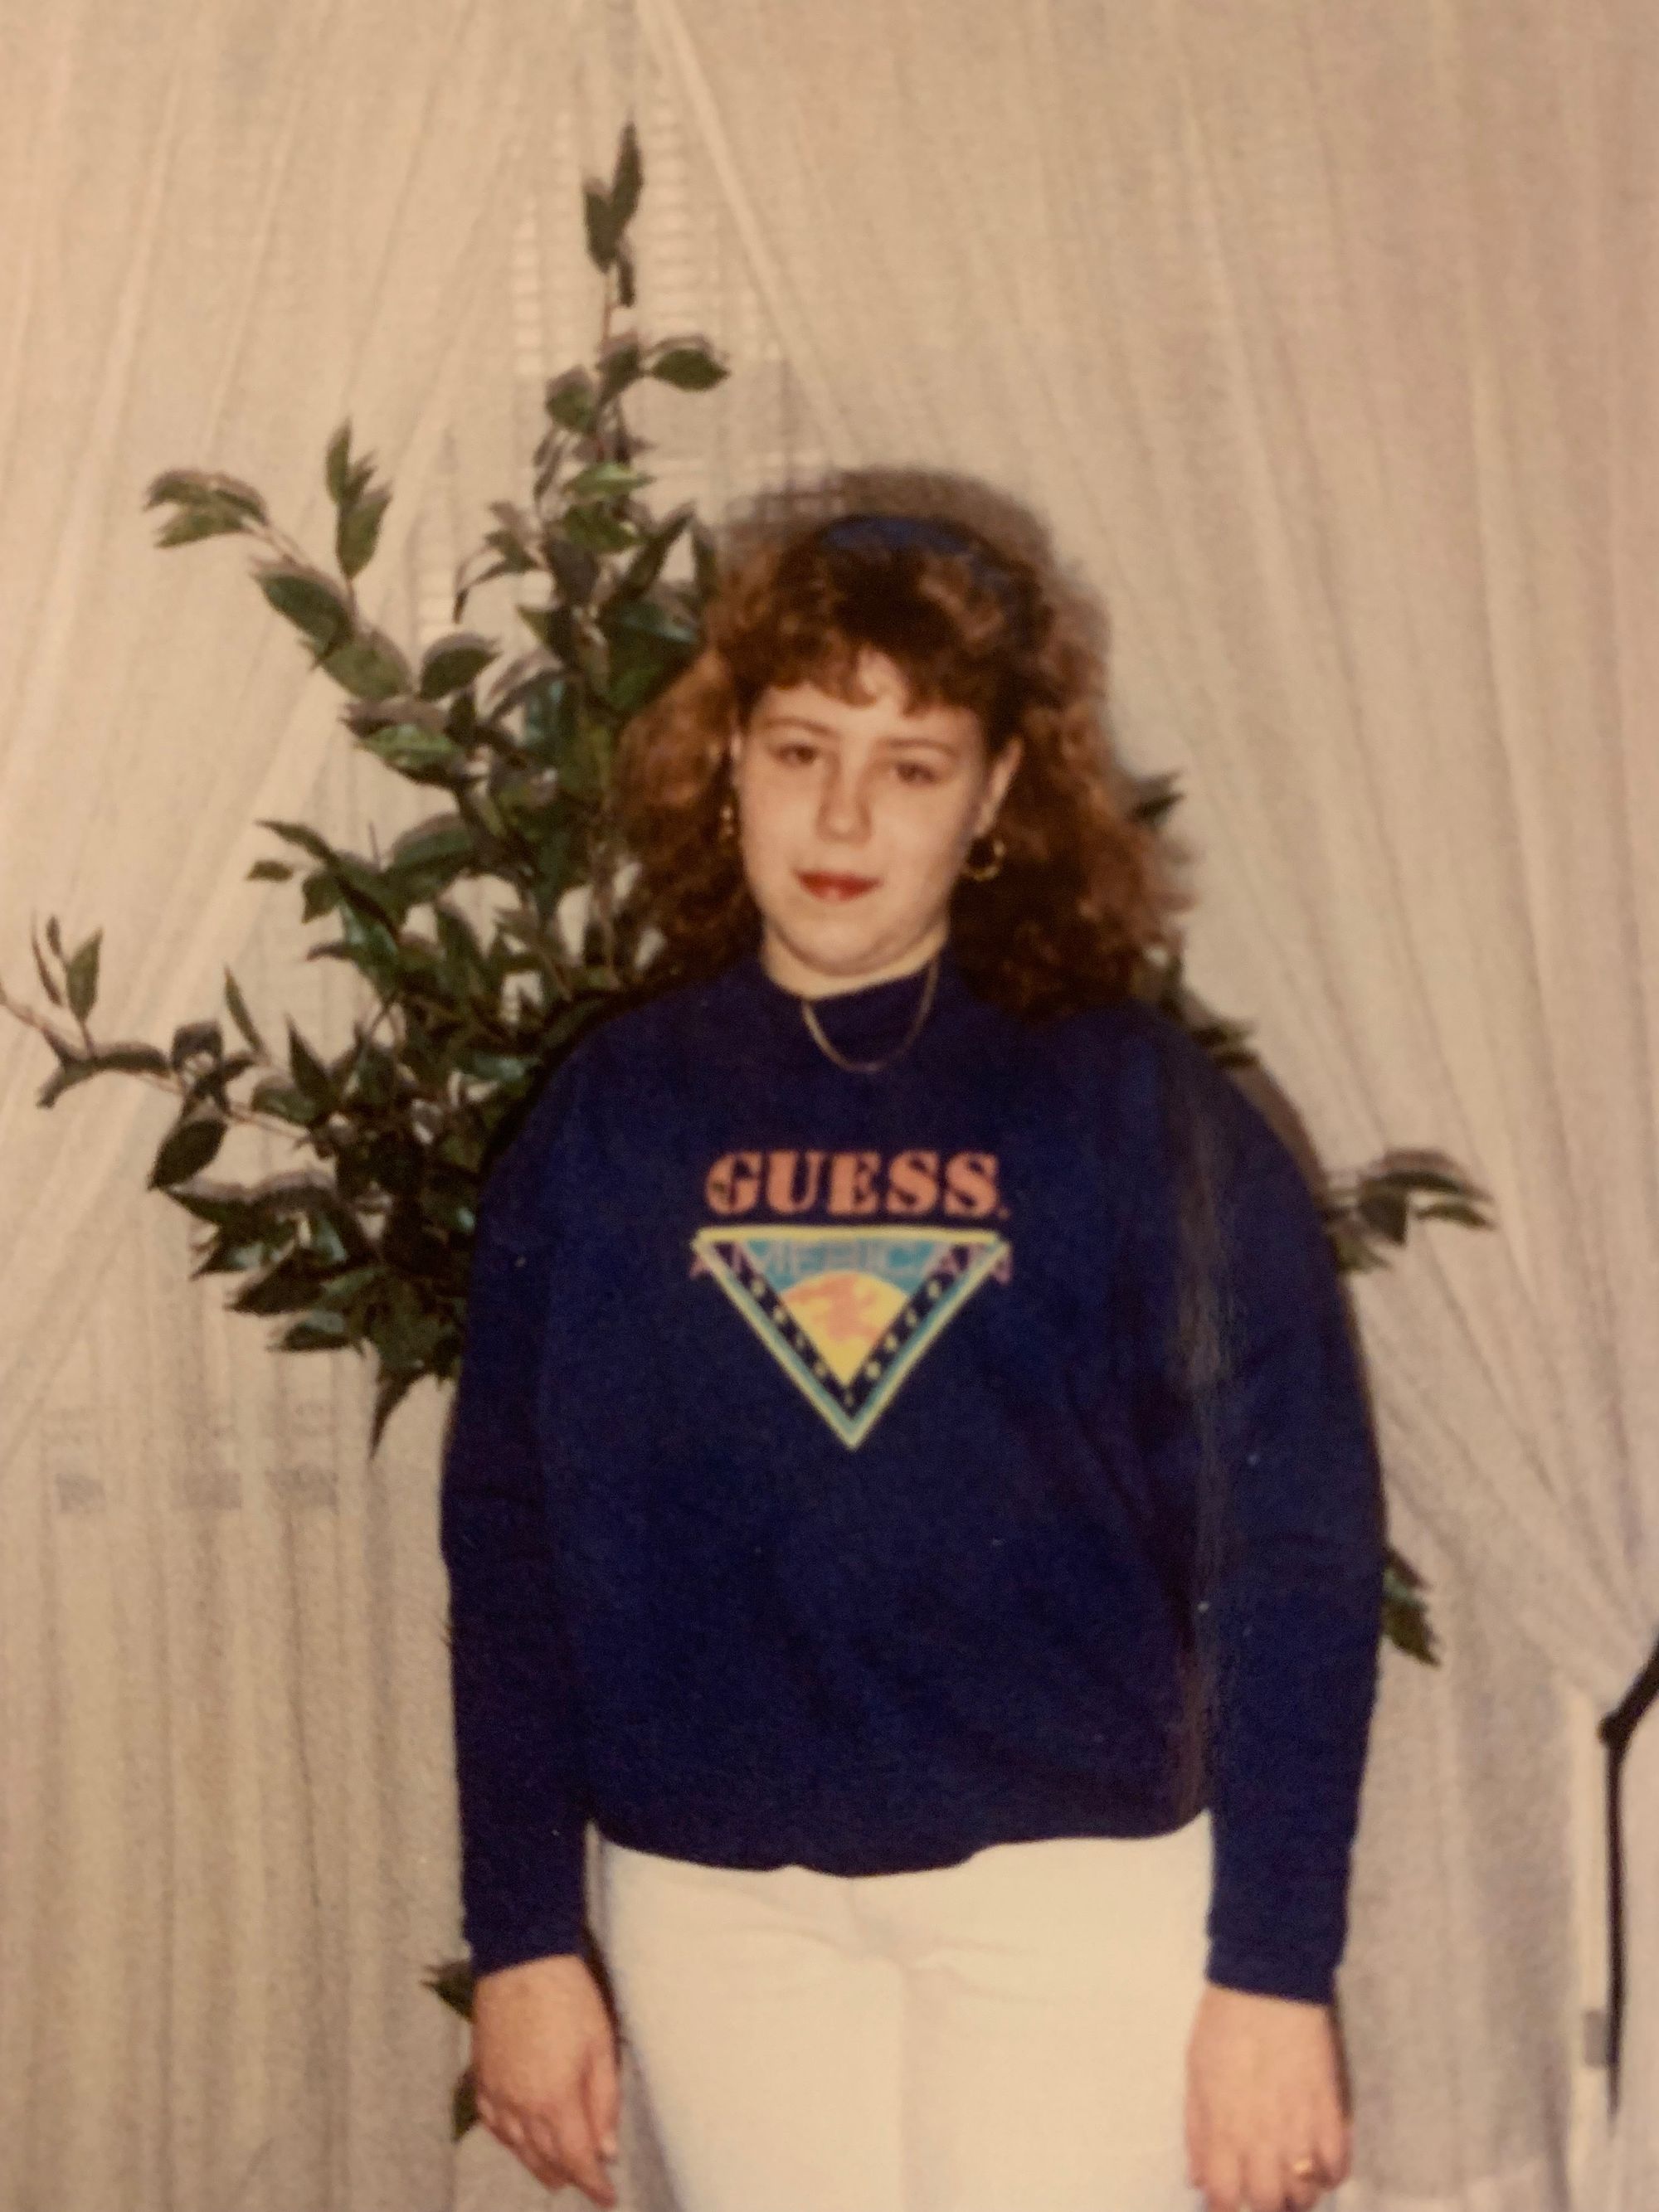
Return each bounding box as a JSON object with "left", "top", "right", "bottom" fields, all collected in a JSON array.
[
  {"left": 893, "top": 759, "right": 943, "bottom": 786},
  {"left": 769, "top": 739, "right": 820, "bottom": 766}
]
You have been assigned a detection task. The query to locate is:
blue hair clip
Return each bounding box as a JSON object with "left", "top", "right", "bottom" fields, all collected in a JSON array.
[{"left": 815, "top": 512, "right": 1024, "bottom": 625}]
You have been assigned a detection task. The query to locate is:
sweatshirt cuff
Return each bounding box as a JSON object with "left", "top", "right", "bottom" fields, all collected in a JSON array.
[
  {"left": 461, "top": 1826, "right": 590, "bottom": 1982},
  {"left": 1204, "top": 1937, "right": 1338, "bottom": 2007},
  {"left": 466, "top": 1898, "right": 589, "bottom": 1983}
]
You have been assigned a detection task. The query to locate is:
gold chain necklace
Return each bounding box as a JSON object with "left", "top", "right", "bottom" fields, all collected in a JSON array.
[{"left": 797, "top": 951, "right": 941, "bottom": 1074}]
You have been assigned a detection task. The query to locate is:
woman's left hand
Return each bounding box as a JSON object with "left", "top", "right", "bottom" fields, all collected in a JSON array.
[{"left": 1184, "top": 1981, "right": 1351, "bottom": 2212}]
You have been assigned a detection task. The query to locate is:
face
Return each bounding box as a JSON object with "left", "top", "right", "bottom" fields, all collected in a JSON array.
[{"left": 727, "top": 649, "right": 1022, "bottom": 996}]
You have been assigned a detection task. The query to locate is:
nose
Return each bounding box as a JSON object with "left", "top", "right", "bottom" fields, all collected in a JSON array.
[{"left": 815, "top": 757, "right": 872, "bottom": 845}]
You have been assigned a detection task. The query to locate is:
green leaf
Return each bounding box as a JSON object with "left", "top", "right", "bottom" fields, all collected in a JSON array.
[
  {"left": 309, "top": 902, "right": 402, "bottom": 990},
  {"left": 434, "top": 902, "right": 489, "bottom": 979},
  {"left": 583, "top": 181, "right": 618, "bottom": 271},
  {"left": 566, "top": 460, "right": 651, "bottom": 503},
  {"left": 563, "top": 504, "right": 637, "bottom": 556},
  {"left": 143, "top": 468, "right": 219, "bottom": 510},
  {"left": 611, "top": 120, "right": 643, "bottom": 234},
  {"left": 451, "top": 2066, "right": 479, "bottom": 2142},
  {"left": 325, "top": 422, "right": 353, "bottom": 503},
  {"left": 424, "top": 1957, "right": 476, "bottom": 2022},
  {"left": 337, "top": 484, "right": 392, "bottom": 580},
  {"left": 94, "top": 1044, "right": 170, "bottom": 1077},
  {"left": 545, "top": 535, "right": 601, "bottom": 609},
  {"left": 45, "top": 917, "right": 64, "bottom": 960},
  {"left": 250, "top": 1077, "right": 316, "bottom": 1126},
  {"left": 182, "top": 1050, "right": 255, "bottom": 1113},
  {"left": 603, "top": 597, "right": 698, "bottom": 713},
  {"left": 302, "top": 870, "right": 341, "bottom": 921},
  {"left": 1356, "top": 1187, "right": 1411, "bottom": 1244},
  {"left": 192, "top": 1230, "right": 282, "bottom": 1278},
  {"left": 169, "top": 1021, "right": 223, "bottom": 1069},
  {"left": 1369, "top": 1159, "right": 1487, "bottom": 1203},
  {"left": 247, "top": 858, "right": 294, "bottom": 882},
  {"left": 1418, "top": 1198, "right": 1494, "bottom": 1229},
  {"left": 154, "top": 505, "right": 251, "bottom": 547},
  {"left": 223, "top": 970, "right": 267, "bottom": 1059},
  {"left": 150, "top": 1116, "right": 227, "bottom": 1189},
  {"left": 387, "top": 815, "right": 476, "bottom": 886},
  {"left": 256, "top": 563, "right": 353, "bottom": 654},
  {"left": 309, "top": 1264, "right": 380, "bottom": 1313},
  {"left": 521, "top": 677, "right": 578, "bottom": 768},
  {"left": 418, "top": 633, "right": 499, "bottom": 701},
  {"left": 371, "top": 1367, "right": 421, "bottom": 1453},
  {"left": 1131, "top": 772, "right": 1184, "bottom": 829},
  {"left": 199, "top": 473, "right": 267, "bottom": 525},
  {"left": 649, "top": 343, "right": 727, "bottom": 391},
  {"left": 1383, "top": 1549, "right": 1438, "bottom": 1664},
  {"left": 595, "top": 337, "right": 645, "bottom": 410},
  {"left": 287, "top": 1023, "right": 335, "bottom": 1113},
  {"left": 355, "top": 722, "right": 467, "bottom": 780},
  {"left": 319, "top": 630, "right": 411, "bottom": 702},
  {"left": 144, "top": 469, "right": 267, "bottom": 531},
  {"left": 65, "top": 930, "right": 102, "bottom": 1023},
  {"left": 258, "top": 820, "right": 338, "bottom": 867},
  {"left": 615, "top": 244, "right": 636, "bottom": 311},
  {"left": 690, "top": 522, "right": 721, "bottom": 603},
  {"left": 36, "top": 1057, "right": 98, "bottom": 1108},
  {"left": 545, "top": 370, "right": 597, "bottom": 435},
  {"left": 615, "top": 510, "right": 691, "bottom": 600},
  {"left": 170, "top": 1190, "right": 259, "bottom": 1230},
  {"left": 345, "top": 1039, "right": 400, "bottom": 1110},
  {"left": 30, "top": 922, "right": 63, "bottom": 1006},
  {"left": 231, "top": 1253, "right": 331, "bottom": 1318},
  {"left": 280, "top": 1310, "right": 353, "bottom": 1352}
]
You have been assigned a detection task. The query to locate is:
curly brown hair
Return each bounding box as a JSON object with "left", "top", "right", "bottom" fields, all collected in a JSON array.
[{"left": 612, "top": 508, "right": 1190, "bottom": 1021}]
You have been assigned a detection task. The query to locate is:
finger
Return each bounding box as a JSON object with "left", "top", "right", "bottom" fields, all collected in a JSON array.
[
  {"left": 1243, "top": 2141, "right": 1290, "bottom": 2212},
  {"left": 1201, "top": 2139, "right": 1245, "bottom": 2212},
  {"left": 1284, "top": 2159, "right": 1325, "bottom": 2211},
  {"left": 1184, "top": 2083, "right": 1205, "bottom": 2189},
  {"left": 584, "top": 2034, "right": 622, "bottom": 2161},
  {"left": 544, "top": 2101, "right": 617, "bottom": 2208},
  {"left": 1317, "top": 2108, "right": 1352, "bottom": 2188},
  {"left": 498, "top": 2109, "right": 571, "bottom": 2195}
]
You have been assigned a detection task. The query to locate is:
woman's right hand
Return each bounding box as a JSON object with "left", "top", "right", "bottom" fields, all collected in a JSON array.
[{"left": 471, "top": 1952, "right": 621, "bottom": 2205}]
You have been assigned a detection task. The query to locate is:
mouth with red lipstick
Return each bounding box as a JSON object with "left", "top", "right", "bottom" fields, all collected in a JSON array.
[{"left": 795, "top": 868, "right": 880, "bottom": 902}]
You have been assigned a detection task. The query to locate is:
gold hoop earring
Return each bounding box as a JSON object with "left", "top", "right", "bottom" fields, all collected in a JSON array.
[
  {"left": 961, "top": 829, "right": 1005, "bottom": 882},
  {"left": 718, "top": 790, "right": 738, "bottom": 844}
]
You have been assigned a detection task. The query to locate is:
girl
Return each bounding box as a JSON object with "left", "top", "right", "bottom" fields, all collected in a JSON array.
[{"left": 440, "top": 509, "right": 1385, "bottom": 2212}]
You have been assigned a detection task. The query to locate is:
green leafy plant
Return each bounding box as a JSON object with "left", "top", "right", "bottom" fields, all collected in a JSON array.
[
  {"left": 3, "top": 125, "right": 727, "bottom": 1451},
  {"left": 1, "top": 121, "right": 1489, "bottom": 2136}
]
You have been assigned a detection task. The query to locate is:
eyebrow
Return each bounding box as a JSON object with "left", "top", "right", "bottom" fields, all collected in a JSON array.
[{"left": 754, "top": 712, "right": 964, "bottom": 752}]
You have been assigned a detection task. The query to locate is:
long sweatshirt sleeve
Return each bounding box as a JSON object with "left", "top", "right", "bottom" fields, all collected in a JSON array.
[
  {"left": 1131, "top": 1023, "right": 1386, "bottom": 2005},
  {"left": 440, "top": 1083, "right": 591, "bottom": 1979}
]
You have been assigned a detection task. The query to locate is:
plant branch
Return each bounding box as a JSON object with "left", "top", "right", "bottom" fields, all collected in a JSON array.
[{"left": 0, "top": 973, "right": 308, "bottom": 1142}]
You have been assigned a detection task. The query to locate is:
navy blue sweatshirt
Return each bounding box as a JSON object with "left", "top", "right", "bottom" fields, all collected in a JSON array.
[{"left": 440, "top": 937, "right": 1385, "bottom": 2004}]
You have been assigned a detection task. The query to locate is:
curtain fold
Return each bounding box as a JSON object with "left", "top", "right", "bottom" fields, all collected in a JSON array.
[{"left": 0, "top": 0, "right": 575, "bottom": 1471}]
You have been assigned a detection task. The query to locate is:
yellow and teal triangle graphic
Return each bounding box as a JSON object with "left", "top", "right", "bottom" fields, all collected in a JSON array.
[{"left": 690, "top": 1224, "right": 1010, "bottom": 1448}]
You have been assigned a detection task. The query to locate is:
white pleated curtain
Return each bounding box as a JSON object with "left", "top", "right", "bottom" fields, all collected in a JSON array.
[{"left": 1, "top": 2, "right": 1651, "bottom": 2209}]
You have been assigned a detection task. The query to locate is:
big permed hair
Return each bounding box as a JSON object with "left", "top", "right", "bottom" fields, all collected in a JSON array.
[{"left": 612, "top": 511, "right": 1191, "bottom": 1020}]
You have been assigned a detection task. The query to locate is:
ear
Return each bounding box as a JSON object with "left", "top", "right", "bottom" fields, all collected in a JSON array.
[{"left": 726, "top": 727, "right": 746, "bottom": 777}]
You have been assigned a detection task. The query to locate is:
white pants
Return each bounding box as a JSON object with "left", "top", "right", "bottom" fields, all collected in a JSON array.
[{"left": 595, "top": 1813, "right": 1212, "bottom": 2212}]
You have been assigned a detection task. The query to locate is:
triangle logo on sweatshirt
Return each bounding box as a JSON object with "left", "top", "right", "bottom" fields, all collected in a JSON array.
[{"left": 689, "top": 1225, "right": 1010, "bottom": 1447}]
